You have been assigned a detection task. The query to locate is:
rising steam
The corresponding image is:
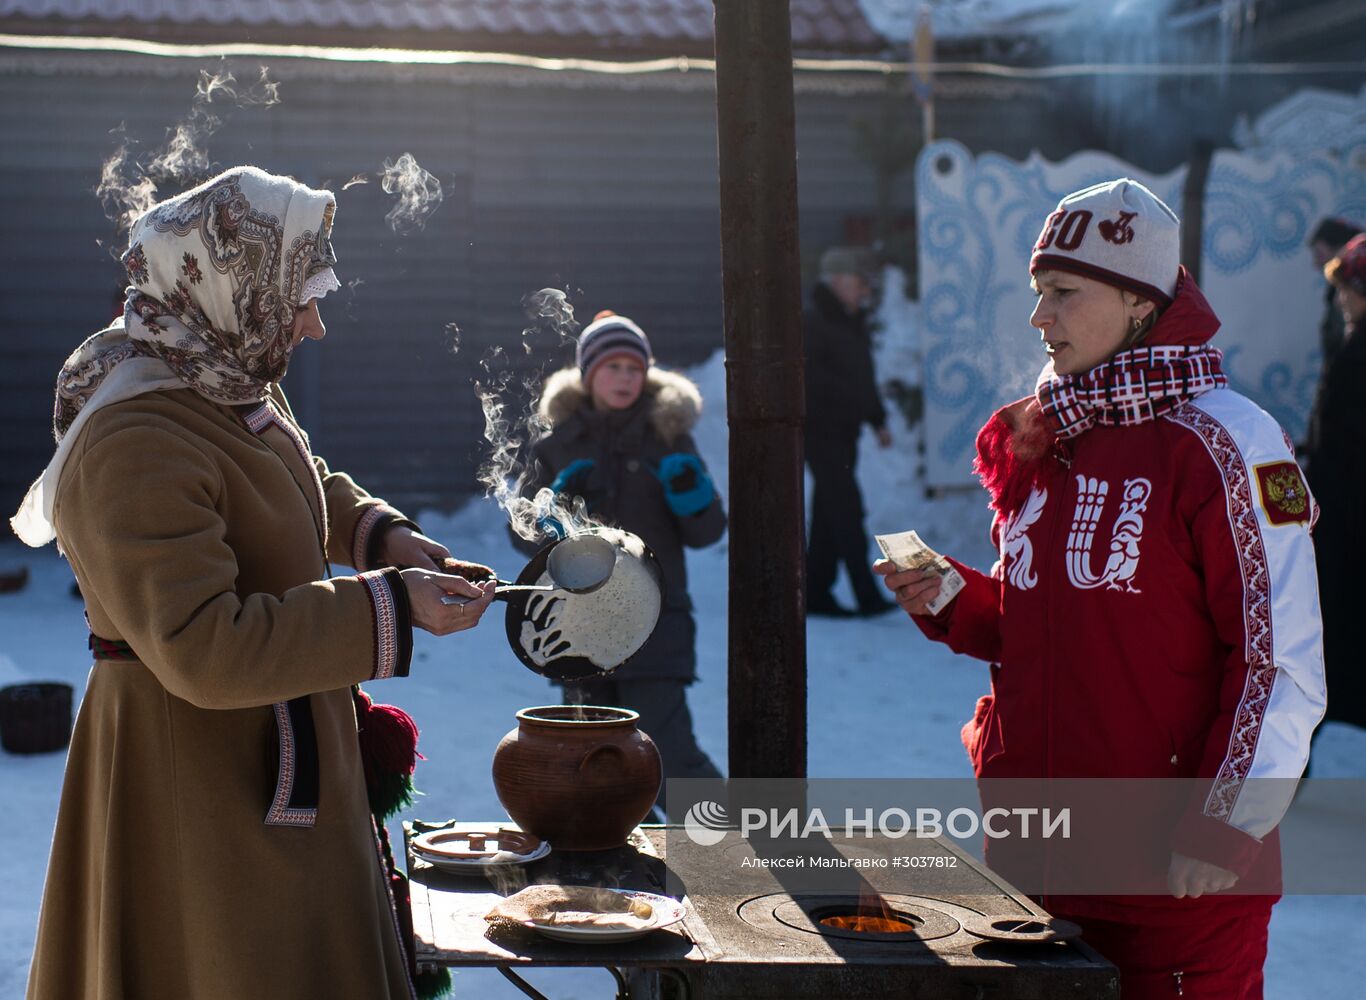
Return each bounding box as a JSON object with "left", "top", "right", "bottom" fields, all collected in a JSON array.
[
  {"left": 97, "top": 133, "right": 157, "bottom": 231},
  {"left": 96, "top": 66, "right": 281, "bottom": 230},
  {"left": 520, "top": 287, "right": 579, "bottom": 356},
  {"left": 380, "top": 153, "right": 443, "bottom": 234},
  {"left": 476, "top": 289, "right": 603, "bottom": 542}
]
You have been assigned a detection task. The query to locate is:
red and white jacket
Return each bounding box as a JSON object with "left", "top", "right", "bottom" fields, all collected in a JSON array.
[{"left": 917, "top": 276, "right": 1326, "bottom": 919}]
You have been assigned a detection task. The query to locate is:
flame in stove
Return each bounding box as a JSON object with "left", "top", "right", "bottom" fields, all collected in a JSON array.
[
  {"left": 818, "top": 912, "right": 915, "bottom": 935},
  {"left": 818, "top": 887, "right": 916, "bottom": 935}
]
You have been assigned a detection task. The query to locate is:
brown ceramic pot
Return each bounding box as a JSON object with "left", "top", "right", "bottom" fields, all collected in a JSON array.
[{"left": 491, "top": 705, "right": 662, "bottom": 851}]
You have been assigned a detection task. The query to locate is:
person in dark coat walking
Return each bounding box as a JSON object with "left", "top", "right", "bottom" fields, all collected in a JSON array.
[
  {"left": 803, "top": 246, "right": 895, "bottom": 617},
  {"left": 1306, "top": 234, "right": 1366, "bottom": 737},
  {"left": 1307, "top": 217, "right": 1361, "bottom": 377},
  {"left": 515, "top": 311, "right": 725, "bottom": 810}
]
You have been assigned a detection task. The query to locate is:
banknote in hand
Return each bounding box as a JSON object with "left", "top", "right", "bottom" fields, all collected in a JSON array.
[{"left": 874, "top": 530, "right": 966, "bottom": 615}]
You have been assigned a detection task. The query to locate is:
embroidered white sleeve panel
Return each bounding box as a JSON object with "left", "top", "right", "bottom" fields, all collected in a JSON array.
[{"left": 1175, "top": 390, "right": 1327, "bottom": 840}]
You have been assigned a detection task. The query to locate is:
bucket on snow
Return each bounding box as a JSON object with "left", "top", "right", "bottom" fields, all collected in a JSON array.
[{"left": 0, "top": 683, "right": 74, "bottom": 754}]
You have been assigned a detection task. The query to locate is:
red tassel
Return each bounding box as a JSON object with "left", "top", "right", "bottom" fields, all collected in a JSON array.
[
  {"left": 973, "top": 399, "right": 1063, "bottom": 519},
  {"left": 973, "top": 412, "right": 1016, "bottom": 511},
  {"left": 358, "top": 697, "right": 424, "bottom": 776}
]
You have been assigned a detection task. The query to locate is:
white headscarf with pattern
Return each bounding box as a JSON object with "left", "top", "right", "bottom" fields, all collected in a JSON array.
[{"left": 12, "top": 166, "right": 339, "bottom": 546}]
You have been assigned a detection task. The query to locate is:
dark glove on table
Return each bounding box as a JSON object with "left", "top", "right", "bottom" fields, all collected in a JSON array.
[{"left": 655, "top": 452, "right": 715, "bottom": 517}]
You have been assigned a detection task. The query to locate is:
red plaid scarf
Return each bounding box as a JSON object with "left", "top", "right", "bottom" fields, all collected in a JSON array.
[{"left": 1036, "top": 344, "right": 1227, "bottom": 440}]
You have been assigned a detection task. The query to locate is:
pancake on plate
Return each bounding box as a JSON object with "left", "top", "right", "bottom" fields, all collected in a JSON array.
[{"left": 485, "top": 885, "right": 654, "bottom": 932}]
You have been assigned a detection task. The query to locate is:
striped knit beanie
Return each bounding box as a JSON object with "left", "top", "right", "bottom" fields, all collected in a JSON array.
[
  {"left": 1030, "top": 178, "right": 1180, "bottom": 306},
  {"left": 577, "top": 311, "right": 653, "bottom": 385}
]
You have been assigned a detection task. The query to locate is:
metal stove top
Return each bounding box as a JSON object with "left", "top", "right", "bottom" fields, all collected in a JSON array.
[{"left": 407, "top": 824, "right": 1118, "bottom": 999}]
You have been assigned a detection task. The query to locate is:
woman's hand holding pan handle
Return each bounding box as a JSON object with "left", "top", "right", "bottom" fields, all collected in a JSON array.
[
  {"left": 400, "top": 570, "right": 495, "bottom": 636},
  {"left": 379, "top": 525, "right": 451, "bottom": 571}
]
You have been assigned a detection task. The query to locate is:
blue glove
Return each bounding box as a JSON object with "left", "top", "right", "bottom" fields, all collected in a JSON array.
[
  {"left": 535, "top": 515, "right": 566, "bottom": 540},
  {"left": 655, "top": 452, "right": 715, "bottom": 518},
  {"left": 550, "top": 458, "right": 595, "bottom": 501}
]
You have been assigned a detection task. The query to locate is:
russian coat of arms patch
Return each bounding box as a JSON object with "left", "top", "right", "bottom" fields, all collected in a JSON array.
[{"left": 1254, "top": 461, "right": 1311, "bottom": 526}]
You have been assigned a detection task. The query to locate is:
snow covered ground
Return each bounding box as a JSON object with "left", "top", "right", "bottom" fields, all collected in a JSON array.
[{"left": 3, "top": 327, "right": 1365, "bottom": 997}]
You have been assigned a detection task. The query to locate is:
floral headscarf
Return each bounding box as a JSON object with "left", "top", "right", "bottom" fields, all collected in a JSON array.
[
  {"left": 13, "top": 167, "right": 337, "bottom": 547},
  {"left": 53, "top": 166, "right": 337, "bottom": 439}
]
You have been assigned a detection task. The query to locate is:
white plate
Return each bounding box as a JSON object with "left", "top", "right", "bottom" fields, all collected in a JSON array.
[
  {"left": 413, "top": 826, "right": 543, "bottom": 859},
  {"left": 525, "top": 889, "right": 687, "bottom": 944},
  {"left": 413, "top": 837, "right": 551, "bottom": 874}
]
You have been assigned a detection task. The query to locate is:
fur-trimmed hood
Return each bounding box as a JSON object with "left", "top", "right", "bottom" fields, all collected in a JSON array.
[{"left": 538, "top": 365, "right": 704, "bottom": 446}]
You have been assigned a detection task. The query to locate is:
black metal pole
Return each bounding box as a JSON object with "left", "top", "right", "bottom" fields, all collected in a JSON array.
[
  {"left": 713, "top": 0, "right": 807, "bottom": 780},
  {"left": 1181, "top": 138, "right": 1215, "bottom": 285}
]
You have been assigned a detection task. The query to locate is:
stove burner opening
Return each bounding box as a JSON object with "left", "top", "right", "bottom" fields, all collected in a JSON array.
[
  {"left": 812, "top": 904, "right": 921, "bottom": 937},
  {"left": 754, "top": 893, "right": 963, "bottom": 944}
]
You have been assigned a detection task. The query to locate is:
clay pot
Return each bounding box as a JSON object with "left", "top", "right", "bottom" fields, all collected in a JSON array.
[{"left": 492, "top": 705, "right": 661, "bottom": 851}]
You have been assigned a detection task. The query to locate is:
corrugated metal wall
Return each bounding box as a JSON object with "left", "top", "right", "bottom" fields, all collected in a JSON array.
[{"left": 0, "top": 54, "right": 1051, "bottom": 517}]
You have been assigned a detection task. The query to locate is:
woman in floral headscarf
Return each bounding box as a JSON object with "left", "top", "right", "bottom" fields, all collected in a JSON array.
[{"left": 14, "top": 167, "right": 494, "bottom": 1000}]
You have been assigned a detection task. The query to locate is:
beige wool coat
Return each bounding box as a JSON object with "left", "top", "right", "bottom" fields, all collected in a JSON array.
[{"left": 28, "top": 385, "right": 420, "bottom": 1000}]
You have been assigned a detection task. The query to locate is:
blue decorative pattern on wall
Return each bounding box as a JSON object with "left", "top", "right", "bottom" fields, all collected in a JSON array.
[
  {"left": 916, "top": 141, "right": 1361, "bottom": 483},
  {"left": 1200, "top": 149, "right": 1363, "bottom": 444}
]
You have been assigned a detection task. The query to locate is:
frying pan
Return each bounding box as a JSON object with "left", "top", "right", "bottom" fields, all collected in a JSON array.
[
  {"left": 502, "top": 530, "right": 665, "bottom": 682},
  {"left": 440, "top": 534, "right": 617, "bottom": 605}
]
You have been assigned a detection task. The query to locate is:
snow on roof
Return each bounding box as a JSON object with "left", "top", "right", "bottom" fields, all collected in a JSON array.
[
  {"left": 856, "top": 0, "right": 1085, "bottom": 41},
  {"left": 0, "top": 0, "right": 888, "bottom": 54}
]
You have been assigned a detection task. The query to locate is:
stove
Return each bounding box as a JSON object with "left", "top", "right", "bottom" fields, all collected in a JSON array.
[
  {"left": 659, "top": 830, "right": 1116, "bottom": 1000},
  {"left": 407, "top": 824, "right": 1118, "bottom": 1000}
]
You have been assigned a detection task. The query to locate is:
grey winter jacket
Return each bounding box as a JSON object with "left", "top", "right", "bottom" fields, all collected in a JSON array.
[{"left": 512, "top": 366, "right": 726, "bottom": 680}]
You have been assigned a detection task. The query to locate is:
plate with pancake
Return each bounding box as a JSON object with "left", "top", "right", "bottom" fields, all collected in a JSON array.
[{"left": 485, "top": 885, "right": 686, "bottom": 944}]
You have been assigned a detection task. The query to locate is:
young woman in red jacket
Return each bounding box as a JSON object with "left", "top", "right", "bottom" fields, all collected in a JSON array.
[{"left": 877, "top": 179, "right": 1326, "bottom": 999}]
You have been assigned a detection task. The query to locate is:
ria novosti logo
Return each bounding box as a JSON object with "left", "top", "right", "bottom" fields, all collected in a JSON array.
[
  {"left": 686, "top": 802, "right": 1071, "bottom": 843},
  {"left": 683, "top": 800, "right": 730, "bottom": 846}
]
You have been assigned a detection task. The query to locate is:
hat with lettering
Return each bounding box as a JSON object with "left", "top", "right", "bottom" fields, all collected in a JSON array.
[
  {"left": 1030, "top": 178, "right": 1181, "bottom": 306},
  {"left": 577, "top": 310, "right": 653, "bottom": 386}
]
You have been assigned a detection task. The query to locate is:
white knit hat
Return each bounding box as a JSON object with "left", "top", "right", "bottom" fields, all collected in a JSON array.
[{"left": 1030, "top": 178, "right": 1181, "bottom": 306}]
